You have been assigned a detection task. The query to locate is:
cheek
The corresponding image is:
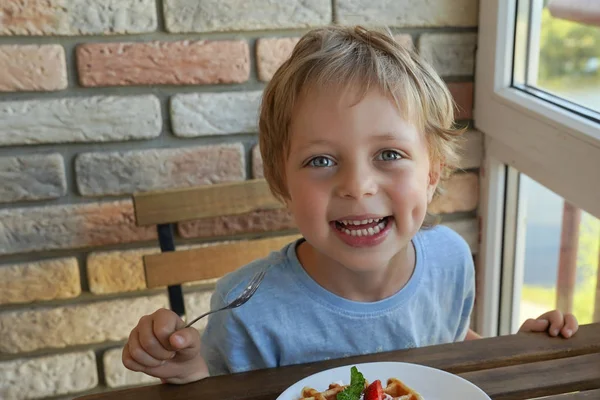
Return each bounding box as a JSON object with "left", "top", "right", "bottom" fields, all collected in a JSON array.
[
  {"left": 288, "top": 192, "right": 329, "bottom": 237},
  {"left": 388, "top": 171, "right": 429, "bottom": 200},
  {"left": 287, "top": 178, "right": 328, "bottom": 216},
  {"left": 388, "top": 177, "right": 430, "bottom": 216}
]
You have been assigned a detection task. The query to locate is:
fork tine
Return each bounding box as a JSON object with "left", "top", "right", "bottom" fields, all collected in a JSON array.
[
  {"left": 248, "top": 270, "right": 261, "bottom": 285},
  {"left": 245, "top": 269, "right": 266, "bottom": 296},
  {"left": 231, "top": 269, "right": 266, "bottom": 307},
  {"left": 250, "top": 269, "right": 266, "bottom": 286},
  {"left": 185, "top": 269, "right": 267, "bottom": 327},
  {"left": 253, "top": 269, "right": 266, "bottom": 286}
]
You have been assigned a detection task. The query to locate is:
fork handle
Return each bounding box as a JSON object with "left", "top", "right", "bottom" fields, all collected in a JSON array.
[{"left": 185, "top": 310, "right": 215, "bottom": 328}]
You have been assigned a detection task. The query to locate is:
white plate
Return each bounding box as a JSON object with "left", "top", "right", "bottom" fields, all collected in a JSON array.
[{"left": 276, "top": 361, "right": 491, "bottom": 400}]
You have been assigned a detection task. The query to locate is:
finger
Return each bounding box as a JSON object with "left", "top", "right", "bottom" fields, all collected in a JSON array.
[
  {"left": 138, "top": 319, "right": 176, "bottom": 361},
  {"left": 520, "top": 318, "right": 549, "bottom": 333},
  {"left": 127, "top": 328, "right": 164, "bottom": 368},
  {"left": 123, "top": 345, "right": 181, "bottom": 381},
  {"left": 542, "top": 310, "right": 564, "bottom": 336},
  {"left": 136, "top": 363, "right": 180, "bottom": 380},
  {"left": 561, "top": 313, "right": 579, "bottom": 338},
  {"left": 122, "top": 342, "right": 148, "bottom": 373},
  {"left": 152, "top": 308, "right": 185, "bottom": 351},
  {"left": 169, "top": 327, "right": 201, "bottom": 358}
]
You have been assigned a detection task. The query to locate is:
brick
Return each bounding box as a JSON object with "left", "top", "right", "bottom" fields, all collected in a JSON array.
[
  {"left": 430, "top": 172, "right": 479, "bottom": 214},
  {"left": 77, "top": 40, "right": 249, "bottom": 87},
  {"left": 179, "top": 208, "right": 296, "bottom": 239},
  {"left": 0, "top": 201, "right": 156, "bottom": 256},
  {"left": 442, "top": 219, "right": 479, "bottom": 253},
  {"left": 0, "top": 258, "right": 80, "bottom": 305},
  {"left": 163, "top": 0, "right": 331, "bottom": 33},
  {"left": 103, "top": 347, "right": 159, "bottom": 388},
  {"left": 419, "top": 33, "right": 478, "bottom": 76},
  {"left": 336, "top": 0, "right": 478, "bottom": 27},
  {"left": 256, "top": 37, "right": 300, "bottom": 82},
  {"left": 0, "top": 351, "right": 97, "bottom": 399},
  {"left": 252, "top": 144, "right": 264, "bottom": 178},
  {"left": 0, "top": 45, "right": 66, "bottom": 91},
  {"left": 87, "top": 248, "right": 160, "bottom": 294},
  {"left": 184, "top": 290, "right": 213, "bottom": 332},
  {"left": 0, "top": 95, "right": 161, "bottom": 146},
  {"left": 0, "top": 295, "right": 168, "bottom": 354},
  {"left": 0, "top": 0, "right": 157, "bottom": 36},
  {"left": 447, "top": 82, "right": 474, "bottom": 120},
  {"left": 76, "top": 143, "right": 246, "bottom": 197},
  {"left": 171, "top": 91, "right": 261, "bottom": 137},
  {"left": 458, "top": 130, "right": 483, "bottom": 170},
  {"left": 0, "top": 153, "right": 66, "bottom": 203}
]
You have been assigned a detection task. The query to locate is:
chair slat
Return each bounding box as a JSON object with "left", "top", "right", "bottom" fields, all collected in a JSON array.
[
  {"left": 133, "top": 179, "right": 283, "bottom": 226},
  {"left": 144, "top": 234, "right": 300, "bottom": 288}
]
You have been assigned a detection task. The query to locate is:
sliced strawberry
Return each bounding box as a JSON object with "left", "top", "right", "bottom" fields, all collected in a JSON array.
[{"left": 363, "top": 379, "right": 384, "bottom": 400}]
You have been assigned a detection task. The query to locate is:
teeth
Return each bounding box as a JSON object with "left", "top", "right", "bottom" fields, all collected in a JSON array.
[
  {"left": 340, "top": 218, "right": 388, "bottom": 237},
  {"left": 339, "top": 217, "right": 384, "bottom": 226}
]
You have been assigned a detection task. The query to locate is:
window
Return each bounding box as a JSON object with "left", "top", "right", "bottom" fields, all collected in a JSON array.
[
  {"left": 500, "top": 171, "right": 599, "bottom": 334},
  {"left": 513, "top": 0, "right": 600, "bottom": 117},
  {"left": 475, "top": 0, "right": 600, "bottom": 336}
]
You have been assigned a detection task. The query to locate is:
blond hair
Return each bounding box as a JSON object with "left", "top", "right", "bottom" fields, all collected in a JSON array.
[{"left": 259, "top": 25, "right": 465, "bottom": 206}]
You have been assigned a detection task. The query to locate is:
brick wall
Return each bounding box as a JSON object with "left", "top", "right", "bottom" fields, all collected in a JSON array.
[{"left": 0, "top": 1, "right": 481, "bottom": 398}]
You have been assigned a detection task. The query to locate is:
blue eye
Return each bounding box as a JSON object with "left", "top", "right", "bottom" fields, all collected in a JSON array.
[
  {"left": 307, "top": 156, "right": 335, "bottom": 168},
  {"left": 378, "top": 150, "right": 402, "bottom": 161}
]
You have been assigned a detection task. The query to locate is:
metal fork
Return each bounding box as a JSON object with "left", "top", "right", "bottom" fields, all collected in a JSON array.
[{"left": 185, "top": 268, "right": 267, "bottom": 328}]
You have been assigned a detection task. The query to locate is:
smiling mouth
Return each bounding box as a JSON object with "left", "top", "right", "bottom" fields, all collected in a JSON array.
[{"left": 333, "top": 216, "right": 393, "bottom": 236}]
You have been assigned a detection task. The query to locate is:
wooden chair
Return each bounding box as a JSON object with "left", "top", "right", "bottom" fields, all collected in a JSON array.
[{"left": 132, "top": 179, "right": 299, "bottom": 317}]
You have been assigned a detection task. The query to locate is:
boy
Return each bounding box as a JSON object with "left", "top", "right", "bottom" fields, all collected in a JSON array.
[{"left": 122, "top": 26, "right": 579, "bottom": 384}]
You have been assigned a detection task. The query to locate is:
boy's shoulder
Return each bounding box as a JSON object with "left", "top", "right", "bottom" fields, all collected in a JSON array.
[
  {"left": 213, "top": 238, "right": 298, "bottom": 303},
  {"left": 416, "top": 224, "right": 473, "bottom": 265},
  {"left": 418, "top": 223, "right": 471, "bottom": 248}
]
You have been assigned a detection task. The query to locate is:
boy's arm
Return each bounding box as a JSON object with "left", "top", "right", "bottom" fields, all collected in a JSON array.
[
  {"left": 465, "top": 328, "right": 482, "bottom": 340},
  {"left": 456, "top": 239, "right": 476, "bottom": 341}
]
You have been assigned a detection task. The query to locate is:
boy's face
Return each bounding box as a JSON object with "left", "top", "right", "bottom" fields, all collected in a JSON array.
[{"left": 284, "top": 85, "right": 440, "bottom": 272}]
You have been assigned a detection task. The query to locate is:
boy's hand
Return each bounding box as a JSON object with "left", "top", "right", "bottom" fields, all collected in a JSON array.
[
  {"left": 122, "top": 308, "right": 209, "bottom": 384},
  {"left": 518, "top": 310, "right": 579, "bottom": 338}
]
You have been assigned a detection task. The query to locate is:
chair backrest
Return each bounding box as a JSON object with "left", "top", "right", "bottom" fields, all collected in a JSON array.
[
  {"left": 132, "top": 179, "right": 299, "bottom": 315},
  {"left": 133, "top": 179, "right": 281, "bottom": 227}
]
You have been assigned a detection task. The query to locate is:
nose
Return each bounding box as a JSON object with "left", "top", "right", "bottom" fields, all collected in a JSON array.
[{"left": 335, "top": 163, "right": 378, "bottom": 199}]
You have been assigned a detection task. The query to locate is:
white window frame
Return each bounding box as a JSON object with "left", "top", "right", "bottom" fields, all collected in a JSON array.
[{"left": 474, "top": 0, "right": 600, "bottom": 337}]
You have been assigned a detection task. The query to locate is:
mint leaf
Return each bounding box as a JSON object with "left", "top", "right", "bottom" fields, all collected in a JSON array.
[
  {"left": 336, "top": 366, "right": 365, "bottom": 400},
  {"left": 350, "top": 366, "right": 364, "bottom": 386}
]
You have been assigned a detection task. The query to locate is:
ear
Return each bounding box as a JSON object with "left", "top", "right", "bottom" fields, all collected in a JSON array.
[
  {"left": 282, "top": 192, "right": 293, "bottom": 210},
  {"left": 427, "top": 161, "right": 442, "bottom": 204}
]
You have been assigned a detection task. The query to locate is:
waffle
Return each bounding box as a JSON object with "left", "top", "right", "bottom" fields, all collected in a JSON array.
[
  {"left": 300, "top": 382, "right": 349, "bottom": 400},
  {"left": 383, "top": 378, "right": 423, "bottom": 399},
  {"left": 299, "top": 377, "right": 423, "bottom": 400}
]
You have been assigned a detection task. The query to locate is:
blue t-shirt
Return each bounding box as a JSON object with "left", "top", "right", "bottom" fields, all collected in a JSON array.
[{"left": 200, "top": 225, "right": 475, "bottom": 376}]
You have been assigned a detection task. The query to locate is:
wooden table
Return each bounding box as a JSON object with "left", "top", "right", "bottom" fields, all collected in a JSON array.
[{"left": 78, "top": 323, "right": 600, "bottom": 400}]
